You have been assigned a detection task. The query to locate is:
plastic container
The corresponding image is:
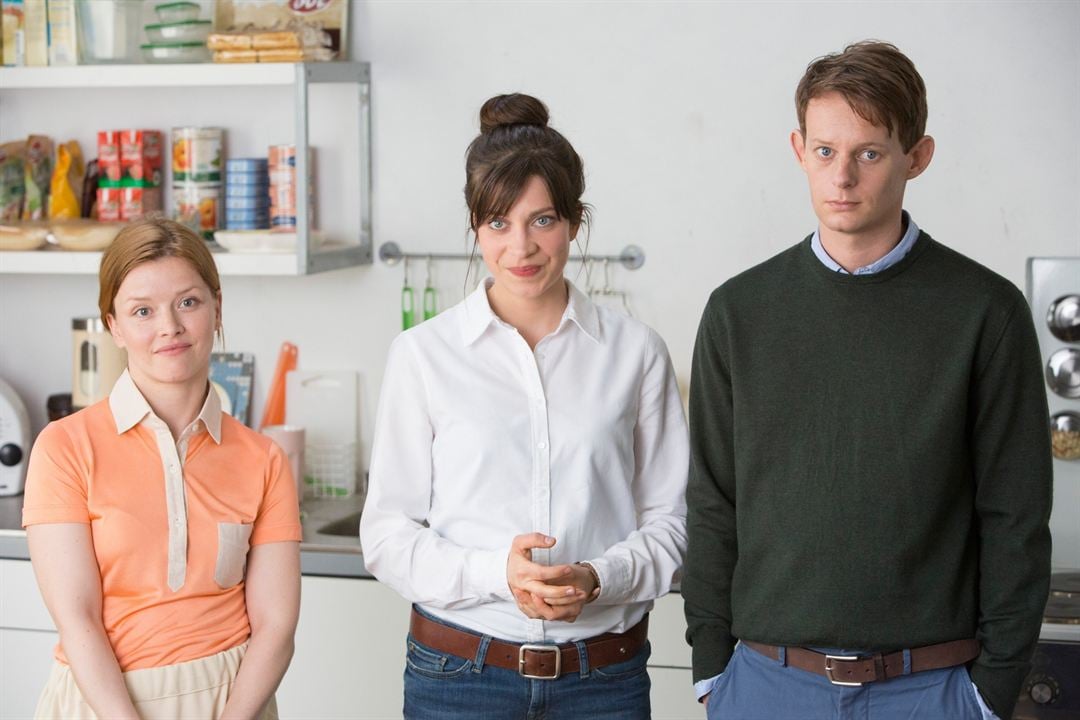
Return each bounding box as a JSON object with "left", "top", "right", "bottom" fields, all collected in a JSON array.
[
  {"left": 154, "top": 1, "right": 200, "bottom": 23},
  {"left": 76, "top": 0, "right": 143, "bottom": 64},
  {"left": 145, "top": 20, "right": 212, "bottom": 44},
  {"left": 141, "top": 42, "right": 211, "bottom": 64}
]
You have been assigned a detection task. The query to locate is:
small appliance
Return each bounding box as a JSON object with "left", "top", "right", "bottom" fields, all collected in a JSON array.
[{"left": 0, "top": 377, "right": 30, "bottom": 497}]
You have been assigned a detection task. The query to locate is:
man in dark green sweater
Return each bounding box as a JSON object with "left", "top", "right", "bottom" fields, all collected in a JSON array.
[{"left": 683, "top": 41, "right": 1052, "bottom": 720}]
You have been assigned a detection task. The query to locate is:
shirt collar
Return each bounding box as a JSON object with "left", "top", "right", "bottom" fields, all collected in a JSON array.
[
  {"left": 811, "top": 210, "right": 920, "bottom": 275},
  {"left": 459, "top": 277, "right": 601, "bottom": 346},
  {"left": 109, "top": 369, "right": 222, "bottom": 443}
]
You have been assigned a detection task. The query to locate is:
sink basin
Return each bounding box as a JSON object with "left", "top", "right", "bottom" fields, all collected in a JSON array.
[{"left": 316, "top": 511, "right": 361, "bottom": 537}]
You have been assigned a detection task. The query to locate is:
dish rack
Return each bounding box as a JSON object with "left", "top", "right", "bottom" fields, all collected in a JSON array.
[{"left": 304, "top": 442, "right": 356, "bottom": 498}]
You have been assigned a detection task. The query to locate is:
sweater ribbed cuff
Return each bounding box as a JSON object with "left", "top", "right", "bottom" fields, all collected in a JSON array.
[{"left": 690, "top": 631, "right": 736, "bottom": 684}]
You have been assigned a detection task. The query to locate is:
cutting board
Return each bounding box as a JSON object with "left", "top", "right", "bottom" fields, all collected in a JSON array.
[{"left": 285, "top": 370, "right": 357, "bottom": 446}]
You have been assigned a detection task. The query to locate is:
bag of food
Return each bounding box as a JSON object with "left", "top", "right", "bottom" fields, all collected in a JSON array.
[
  {"left": 49, "top": 140, "right": 84, "bottom": 219},
  {"left": 214, "top": 0, "right": 346, "bottom": 58},
  {"left": 0, "top": 141, "right": 26, "bottom": 222},
  {"left": 22, "top": 134, "right": 54, "bottom": 220}
]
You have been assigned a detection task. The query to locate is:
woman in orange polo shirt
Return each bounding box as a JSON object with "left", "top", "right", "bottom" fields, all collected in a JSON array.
[{"left": 23, "top": 218, "right": 302, "bottom": 719}]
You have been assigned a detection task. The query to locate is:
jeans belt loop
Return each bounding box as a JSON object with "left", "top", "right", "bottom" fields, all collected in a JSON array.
[
  {"left": 778, "top": 646, "right": 787, "bottom": 667},
  {"left": 473, "top": 635, "right": 491, "bottom": 674},
  {"left": 573, "top": 640, "right": 590, "bottom": 678}
]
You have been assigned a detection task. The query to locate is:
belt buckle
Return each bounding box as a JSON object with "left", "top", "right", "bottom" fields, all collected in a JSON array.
[
  {"left": 518, "top": 644, "right": 561, "bottom": 680},
  {"left": 824, "top": 654, "right": 863, "bottom": 687}
]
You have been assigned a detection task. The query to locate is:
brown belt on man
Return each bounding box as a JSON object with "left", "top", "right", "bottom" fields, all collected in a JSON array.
[
  {"left": 409, "top": 609, "right": 648, "bottom": 680},
  {"left": 742, "top": 639, "right": 981, "bottom": 686}
]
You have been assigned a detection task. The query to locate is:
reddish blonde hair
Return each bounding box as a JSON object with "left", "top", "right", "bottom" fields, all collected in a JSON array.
[{"left": 98, "top": 217, "right": 221, "bottom": 330}]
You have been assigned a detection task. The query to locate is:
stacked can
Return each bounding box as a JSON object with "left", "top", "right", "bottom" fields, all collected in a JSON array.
[
  {"left": 268, "top": 144, "right": 315, "bottom": 233},
  {"left": 225, "top": 158, "right": 269, "bottom": 230},
  {"left": 172, "top": 127, "right": 224, "bottom": 240}
]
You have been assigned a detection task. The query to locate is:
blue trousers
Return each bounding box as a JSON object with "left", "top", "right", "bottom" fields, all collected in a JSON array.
[
  {"left": 402, "top": 610, "right": 651, "bottom": 720},
  {"left": 705, "top": 643, "right": 985, "bottom": 720}
]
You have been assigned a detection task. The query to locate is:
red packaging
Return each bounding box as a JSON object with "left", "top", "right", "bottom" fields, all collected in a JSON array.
[
  {"left": 96, "top": 186, "right": 122, "bottom": 221},
  {"left": 120, "top": 130, "right": 164, "bottom": 186},
  {"left": 120, "top": 184, "right": 162, "bottom": 221},
  {"left": 97, "top": 131, "right": 122, "bottom": 183}
]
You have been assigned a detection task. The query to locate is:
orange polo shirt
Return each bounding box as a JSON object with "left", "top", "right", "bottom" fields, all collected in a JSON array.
[{"left": 22, "top": 371, "right": 302, "bottom": 671}]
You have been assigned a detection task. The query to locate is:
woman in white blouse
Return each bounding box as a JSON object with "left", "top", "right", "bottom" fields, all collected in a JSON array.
[{"left": 359, "top": 93, "right": 688, "bottom": 719}]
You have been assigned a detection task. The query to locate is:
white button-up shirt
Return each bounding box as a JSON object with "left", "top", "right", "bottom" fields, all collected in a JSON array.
[{"left": 360, "top": 279, "right": 689, "bottom": 643}]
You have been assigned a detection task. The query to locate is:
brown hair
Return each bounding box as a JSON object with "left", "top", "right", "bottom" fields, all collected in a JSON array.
[
  {"left": 464, "top": 93, "right": 591, "bottom": 233},
  {"left": 98, "top": 217, "right": 221, "bottom": 331},
  {"left": 796, "top": 41, "right": 928, "bottom": 152}
]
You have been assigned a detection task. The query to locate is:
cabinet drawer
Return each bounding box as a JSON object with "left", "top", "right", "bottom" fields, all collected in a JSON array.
[{"left": 0, "top": 559, "right": 54, "bottom": 631}]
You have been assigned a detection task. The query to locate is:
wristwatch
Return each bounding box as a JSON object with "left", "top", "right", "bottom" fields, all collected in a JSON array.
[{"left": 575, "top": 561, "right": 602, "bottom": 601}]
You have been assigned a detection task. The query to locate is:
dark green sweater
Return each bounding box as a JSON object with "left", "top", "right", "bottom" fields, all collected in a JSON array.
[{"left": 683, "top": 232, "right": 1052, "bottom": 719}]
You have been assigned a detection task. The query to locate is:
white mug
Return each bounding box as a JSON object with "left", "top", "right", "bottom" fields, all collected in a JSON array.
[{"left": 262, "top": 425, "right": 305, "bottom": 502}]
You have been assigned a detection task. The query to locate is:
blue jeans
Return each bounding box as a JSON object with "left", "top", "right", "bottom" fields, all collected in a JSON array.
[
  {"left": 705, "top": 643, "right": 985, "bottom": 720},
  {"left": 402, "top": 611, "right": 651, "bottom": 720}
]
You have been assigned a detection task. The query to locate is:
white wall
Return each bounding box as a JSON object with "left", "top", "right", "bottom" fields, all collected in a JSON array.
[{"left": 1, "top": 1, "right": 1078, "bottom": 475}]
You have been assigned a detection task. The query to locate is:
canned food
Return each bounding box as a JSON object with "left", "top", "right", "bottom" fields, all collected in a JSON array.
[
  {"left": 172, "top": 127, "right": 224, "bottom": 182},
  {"left": 267, "top": 144, "right": 314, "bottom": 233},
  {"left": 224, "top": 171, "right": 269, "bottom": 186},
  {"left": 172, "top": 183, "right": 222, "bottom": 239},
  {"left": 225, "top": 184, "right": 269, "bottom": 199},
  {"left": 225, "top": 157, "right": 268, "bottom": 173},
  {"left": 225, "top": 195, "right": 269, "bottom": 210},
  {"left": 225, "top": 208, "right": 269, "bottom": 223}
]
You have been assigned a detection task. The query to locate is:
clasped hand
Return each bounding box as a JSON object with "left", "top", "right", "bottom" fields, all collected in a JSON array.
[{"left": 506, "top": 533, "right": 597, "bottom": 623}]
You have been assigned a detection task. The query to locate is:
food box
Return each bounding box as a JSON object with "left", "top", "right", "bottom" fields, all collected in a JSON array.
[{"left": 119, "top": 130, "right": 164, "bottom": 186}]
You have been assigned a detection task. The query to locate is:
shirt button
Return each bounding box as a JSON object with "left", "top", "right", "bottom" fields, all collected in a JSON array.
[{"left": 538, "top": 441, "right": 547, "bottom": 449}]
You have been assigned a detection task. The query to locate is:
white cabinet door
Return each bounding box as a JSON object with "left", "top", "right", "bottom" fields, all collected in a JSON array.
[
  {"left": 276, "top": 576, "right": 410, "bottom": 720},
  {"left": 0, "top": 559, "right": 58, "bottom": 720}
]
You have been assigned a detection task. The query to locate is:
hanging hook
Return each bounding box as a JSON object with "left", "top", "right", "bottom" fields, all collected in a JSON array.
[
  {"left": 602, "top": 258, "right": 613, "bottom": 294},
  {"left": 401, "top": 257, "right": 415, "bottom": 330}
]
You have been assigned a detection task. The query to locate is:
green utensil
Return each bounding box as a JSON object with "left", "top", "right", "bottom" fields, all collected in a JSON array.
[
  {"left": 423, "top": 256, "right": 437, "bottom": 321},
  {"left": 402, "top": 258, "right": 415, "bottom": 330}
]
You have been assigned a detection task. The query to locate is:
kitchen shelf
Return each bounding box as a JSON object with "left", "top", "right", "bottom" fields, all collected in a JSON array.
[
  {"left": 0, "top": 62, "right": 372, "bottom": 276},
  {"left": 0, "top": 61, "right": 367, "bottom": 89},
  {"left": 0, "top": 247, "right": 370, "bottom": 276}
]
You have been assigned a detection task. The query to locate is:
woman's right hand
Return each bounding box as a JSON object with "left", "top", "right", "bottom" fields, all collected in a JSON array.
[{"left": 506, "top": 533, "right": 588, "bottom": 621}]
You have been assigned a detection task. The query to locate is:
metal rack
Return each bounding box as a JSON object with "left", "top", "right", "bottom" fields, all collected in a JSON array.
[{"left": 377, "top": 241, "right": 645, "bottom": 270}]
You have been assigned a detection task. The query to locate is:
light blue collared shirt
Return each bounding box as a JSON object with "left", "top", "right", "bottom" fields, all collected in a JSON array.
[{"left": 809, "top": 210, "right": 920, "bottom": 275}]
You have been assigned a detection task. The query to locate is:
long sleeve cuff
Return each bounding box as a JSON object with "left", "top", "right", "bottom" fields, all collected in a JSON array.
[
  {"left": 464, "top": 547, "right": 515, "bottom": 602},
  {"left": 970, "top": 662, "right": 1028, "bottom": 720},
  {"left": 695, "top": 673, "right": 722, "bottom": 702},
  {"left": 585, "top": 555, "right": 630, "bottom": 604}
]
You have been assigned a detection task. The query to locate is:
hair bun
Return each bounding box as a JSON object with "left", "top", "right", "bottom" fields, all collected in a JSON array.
[{"left": 479, "top": 94, "right": 550, "bottom": 134}]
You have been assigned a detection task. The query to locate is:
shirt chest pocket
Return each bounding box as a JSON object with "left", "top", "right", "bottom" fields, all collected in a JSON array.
[{"left": 214, "top": 522, "right": 254, "bottom": 588}]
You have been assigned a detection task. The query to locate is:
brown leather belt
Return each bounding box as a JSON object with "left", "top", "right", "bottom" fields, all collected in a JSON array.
[
  {"left": 743, "top": 639, "right": 980, "bottom": 686},
  {"left": 409, "top": 609, "right": 648, "bottom": 680}
]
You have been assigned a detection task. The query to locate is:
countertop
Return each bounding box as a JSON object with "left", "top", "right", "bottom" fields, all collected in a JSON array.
[{"left": 0, "top": 493, "right": 371, "bottom": 579}]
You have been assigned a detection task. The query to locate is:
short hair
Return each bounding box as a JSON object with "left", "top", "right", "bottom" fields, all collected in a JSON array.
[
  {"left": 99, "top": 217, "right": 221, "bottom": 330},
  {"left": 796, "top": 41, "right": 928, "bottom": 152},
  {"left": 464, "top": 93, "right": 591, "bottom": 232}
]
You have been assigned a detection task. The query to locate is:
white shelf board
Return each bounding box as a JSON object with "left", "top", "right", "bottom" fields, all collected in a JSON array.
[
  {"left": 0, "top": 249, "right": 301, "bottom": 276},
  {"left": 0, "top": 63, "right": 299, "bottom": 89}
]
